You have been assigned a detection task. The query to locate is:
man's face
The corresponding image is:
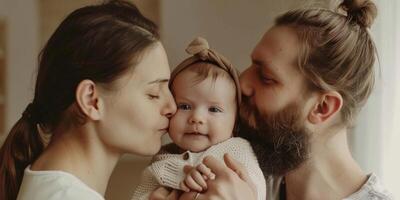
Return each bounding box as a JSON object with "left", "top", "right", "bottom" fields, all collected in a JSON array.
[{"left": 239, "top": 25, "right": 315, "bottom": 176}]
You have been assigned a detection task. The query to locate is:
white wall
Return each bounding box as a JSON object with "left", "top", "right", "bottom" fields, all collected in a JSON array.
[
  {"left": 366, "top": 0, "right": 400, "bottom": 198},
  {"left": 161, "top": 0, "right": 329, "bottom": 72},
  {"left": 0, "top": 0, "right": 39, "bottom": 139}
]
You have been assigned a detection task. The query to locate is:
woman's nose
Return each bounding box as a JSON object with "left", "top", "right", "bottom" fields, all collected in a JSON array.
[{"left": 161, "top": 92, "right": 177, "bottom": 118}]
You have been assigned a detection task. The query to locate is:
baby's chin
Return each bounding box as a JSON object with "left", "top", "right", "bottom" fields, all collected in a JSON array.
[
  {"left": 178, "top": 142, "right": 212, "bottom": 153},
  {"left": 187, "top": 145, "right": 210, "bottom": 153}
]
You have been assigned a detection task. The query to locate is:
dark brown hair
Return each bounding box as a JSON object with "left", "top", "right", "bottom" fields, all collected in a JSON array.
[
  {"left": 0, "top": 1, "right": 159, "bottom": 199},
  {"left": 275, "top": 0, "right": 378, "bottom": 126}
]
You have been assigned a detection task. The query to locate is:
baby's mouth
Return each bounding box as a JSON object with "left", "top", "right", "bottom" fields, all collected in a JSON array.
[{"left": 186, "top": 131, "right": 207, "bottom": 136}]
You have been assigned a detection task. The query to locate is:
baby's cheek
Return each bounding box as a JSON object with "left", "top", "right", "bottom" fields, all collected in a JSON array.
[
  {"left": 212, "top": 124, "right": 233, "bottom": 142},
  {"left": 169, "top": 110, "right": 182, "bottom": 125},
  {"left": 168, "top": 114, "right": 185, "bottom": 139}
]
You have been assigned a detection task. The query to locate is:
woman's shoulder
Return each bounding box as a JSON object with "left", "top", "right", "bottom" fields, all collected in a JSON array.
[{"left": 17, "top": 166, "right": 104, "bottom": 200}]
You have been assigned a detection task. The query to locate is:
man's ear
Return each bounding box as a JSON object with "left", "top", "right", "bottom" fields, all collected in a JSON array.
[
  {"left": 308, "top": 91, "right": 343, "bottom": 124},
  {"left": 75, "top": 79, "right": 102, "bottom": 121}
]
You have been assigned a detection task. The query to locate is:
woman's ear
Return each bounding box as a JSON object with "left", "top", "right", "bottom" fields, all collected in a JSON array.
[
  {"left": 308, "top": 91, "right": 343, "bottom": 124},
  {"left": 75, "top": 80, "right": 102, "bottom": 121}
]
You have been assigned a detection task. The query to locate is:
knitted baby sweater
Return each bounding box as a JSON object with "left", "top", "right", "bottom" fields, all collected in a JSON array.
[{"left": 131, "top": 137, "right": 266, "bottom": 200}]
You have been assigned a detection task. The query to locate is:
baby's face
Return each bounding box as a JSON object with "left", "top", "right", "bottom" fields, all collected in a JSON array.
[{"left": 169, "top": 70, "right": 237, "bottom": 152}]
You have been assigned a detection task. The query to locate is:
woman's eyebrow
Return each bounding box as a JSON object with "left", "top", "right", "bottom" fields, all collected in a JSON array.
[{"left": 147, "top": 78, "right": 169, "bottom": 85}]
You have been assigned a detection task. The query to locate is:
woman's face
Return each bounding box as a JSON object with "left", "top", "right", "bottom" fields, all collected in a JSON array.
[{"left": 98, "top": 42, "right": 176, "bottom": 156}]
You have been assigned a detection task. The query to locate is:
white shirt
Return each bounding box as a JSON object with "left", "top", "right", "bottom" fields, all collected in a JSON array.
[
  {"left": 266, "top": 174, "right": 394, "bottom": 200},
  {"left": 344, "top": 173, "right": 394, "bottom": 200},
  {"left": 17, "top": 166, "right": 105, "bottom": 200}
]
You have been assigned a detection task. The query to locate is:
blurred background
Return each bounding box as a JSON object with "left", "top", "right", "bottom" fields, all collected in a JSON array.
[{"left": 0, "top": 0, "right": 398, "bottom": 199}]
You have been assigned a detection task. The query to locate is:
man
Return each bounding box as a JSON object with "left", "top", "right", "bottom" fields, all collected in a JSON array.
[{"left": 151, "top": 0, "right": 393, "bottom": 199}]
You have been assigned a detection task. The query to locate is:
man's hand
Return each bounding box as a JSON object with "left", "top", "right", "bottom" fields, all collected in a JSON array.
[
  {"left": 179, "top": 154, "right": 257, "bottom": 200},
  {"left": 149, "top": 187, "right": 180, "bottom": 200}
]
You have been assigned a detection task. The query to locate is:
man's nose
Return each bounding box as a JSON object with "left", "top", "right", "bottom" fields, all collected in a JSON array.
[{"left": 240, "top": 67, "right": 254, "bottom": 97}]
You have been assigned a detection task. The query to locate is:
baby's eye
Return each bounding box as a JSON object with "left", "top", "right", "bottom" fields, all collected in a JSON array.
[
  {"left": 209, "top": 107, "right": 222, "bottom": 113},
  {"left": 178, "top": 104, "right": 191, "bottom": 110}
]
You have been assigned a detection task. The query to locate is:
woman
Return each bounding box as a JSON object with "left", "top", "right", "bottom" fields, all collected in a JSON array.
[{"left": 0, "top": 1, "right": 176, "bottom": 199}]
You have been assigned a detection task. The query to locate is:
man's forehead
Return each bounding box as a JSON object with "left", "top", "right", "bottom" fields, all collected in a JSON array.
[
  {"left": 250, "top": 32, "right": 305, "bottom": 85},
  {"left": 256, "top": 30, "right": 288, "bottom": 54},
  {"left": 254, "top": 28, "right": 299, "bottom": 63},
  {"left": 251, "top": 45, "right": 270, "bottom": 63},
  {"left": 250, "top": 38, "right": 280, "bottom": 72}
]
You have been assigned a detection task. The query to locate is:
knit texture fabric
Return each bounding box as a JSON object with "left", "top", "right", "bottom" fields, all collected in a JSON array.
[{"left": 131, "top": 137, "right": 266, "bottom": 200}]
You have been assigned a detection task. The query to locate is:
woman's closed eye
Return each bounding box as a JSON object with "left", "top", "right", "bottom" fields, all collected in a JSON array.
[
  {"left": 148, "top": 94, "right": 160, "bottom": 100},
  {"left": 177, "top": 103, "right": 191, "bottom": 110}
]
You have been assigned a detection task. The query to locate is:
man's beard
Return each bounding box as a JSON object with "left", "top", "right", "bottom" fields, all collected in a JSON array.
[{"left": 239, "top": 97, "right": 311, "bottom": 176}]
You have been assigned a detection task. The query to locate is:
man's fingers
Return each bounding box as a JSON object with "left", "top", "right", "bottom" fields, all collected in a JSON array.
[
  {"left": 178, "top": 191, "right": 201, "bottom": 200},
  {"left": 202, "top": 155, "right": 228, "bottom": 177},
  {"left": 166, "top": 190, "right": 180, "bottom": 200},
  {"left": 223, "top": 153, "right": 249, "bottom": 181},
  {"left": 150, "top": 187, "right": 181, "bottom": 200},
  {"left": 224, "top": 153, "right": 257, "bottom": 196},
  {"left": 149, "top": 187, "right": 171, "bottom": 200}
]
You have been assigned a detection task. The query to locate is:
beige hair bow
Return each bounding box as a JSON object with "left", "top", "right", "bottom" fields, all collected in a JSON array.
[{"left": 170, "top": 37, "right": 241, "bottom": 105}]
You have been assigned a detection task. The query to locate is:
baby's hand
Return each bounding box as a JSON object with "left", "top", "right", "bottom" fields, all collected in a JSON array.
[{"left": 180, "top": 163, "right": 216, "bottom": 192}]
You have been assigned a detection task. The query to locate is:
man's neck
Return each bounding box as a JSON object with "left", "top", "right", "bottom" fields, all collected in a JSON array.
[
  {"left": 284, "top": 128, "right": 367, "bottom": 200},
  {"left": 32, "top": 124, "right": 121, "bottom": 196}
]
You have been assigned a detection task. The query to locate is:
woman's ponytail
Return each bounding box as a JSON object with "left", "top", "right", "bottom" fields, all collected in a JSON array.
[{"left": 0, "top": 103, "right": 44, "bottom": 200}]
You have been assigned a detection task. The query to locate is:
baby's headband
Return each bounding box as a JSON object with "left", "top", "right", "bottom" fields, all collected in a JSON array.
[{"left": 170, "top": 37, "right": 241, "bottom": 105}]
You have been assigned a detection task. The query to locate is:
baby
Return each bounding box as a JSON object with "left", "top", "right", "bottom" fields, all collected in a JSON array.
[{"left": 132, "top": 37, "right": 266, "bottom": 200}]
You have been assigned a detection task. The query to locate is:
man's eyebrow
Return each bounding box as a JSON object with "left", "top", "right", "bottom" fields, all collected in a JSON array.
[
  {"left": 252, "top": 58, "right": 265, "bottom": 67},
  {"left": 147, "top": 78, "right": 170, "bottom": 85},
  {"left": 251, "top": 55, "right": 271, "bottom": 68},
  {"left": 252, "top": 58, "right": 277, "bottom": 76}
]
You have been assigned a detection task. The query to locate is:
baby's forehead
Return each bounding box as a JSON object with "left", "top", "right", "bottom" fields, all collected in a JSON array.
[
  {"left": 186, "top": 61, "right": 228, "bottom": 75},
  {"left": 170, "top": 61, "right": 239, "bottom": 105},
  {"left": 180, "top": 62, "right": 233, "bottom": 81},
  {"left": 171, "top": 72, "right": 237, "bottom": 102},
  {"left": 172, "top": 66, "right": 235, "bottom": 88}
]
